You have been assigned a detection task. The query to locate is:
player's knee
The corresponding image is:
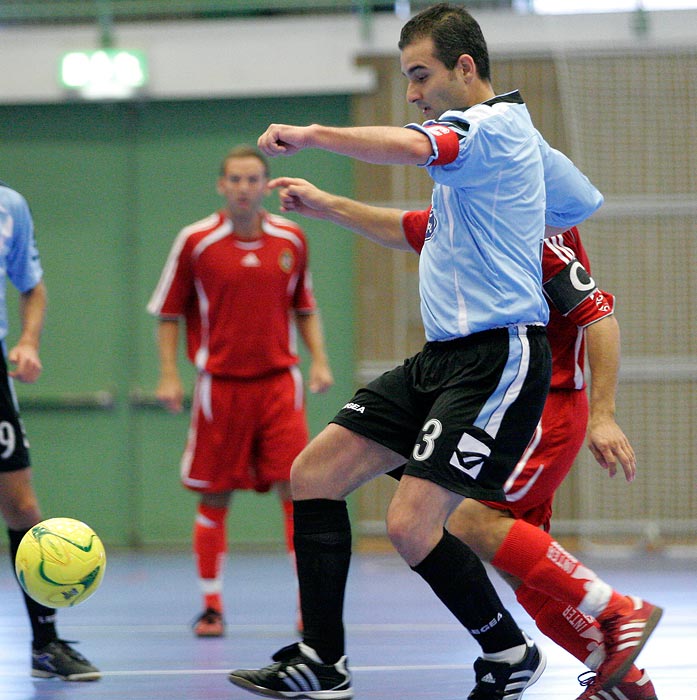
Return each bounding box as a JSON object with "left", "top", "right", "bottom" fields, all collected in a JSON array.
[
  {"left": 385, "top": 504, "right": 426, "bottom": 561},
  {"left": 289, "top": 447, "right": 335, "bottom": 499},
  {"left": 385, "top": 515, "right": 411, "bottom": 558},
  {"left": 289, "top": 450, "right": 312, "bottom": 495}
]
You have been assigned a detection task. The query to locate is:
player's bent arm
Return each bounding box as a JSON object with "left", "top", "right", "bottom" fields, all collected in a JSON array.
[
  {"left": 270, "top": 177, "right": 411, "bottom": 251},
  {"left": 8, "top": 280, "right": 47, "bottom": 383},
  {"left": 16, "top": 279, "right": 47, "bottom": 351},
  {"left": 155, "top": 319, "right": 185, "bottom": 413},
  {"left": 586, "top": 315, "right": 620, "bottom": 425},
  {"left": 295, "top": 312, "right": 334, "bottom": 394},
  {"left": 585, "top": 314, "right": 636, "bottom": 481},
  {"left": 305, "top": 124, "right": 433, "bottom": 165},
  {"left": 259, "top": 123, "right": 433, "bottom": 165},
  {"left": 315, "top": 195, "right": 410, "bottom": 250}
]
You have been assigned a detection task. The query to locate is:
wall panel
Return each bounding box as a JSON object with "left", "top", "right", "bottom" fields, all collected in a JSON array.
[
  {"left": 1, "top": 94, "right": 355, "bottom": 547},
  {"left": 350, "top": 51, "right": 697, "bottom": 548}
]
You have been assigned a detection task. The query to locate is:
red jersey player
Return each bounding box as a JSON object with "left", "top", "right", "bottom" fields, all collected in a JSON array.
[
  {"left": 397, "top": 212, "right": 655, "bottom": 700},
  {"left": 147, "top": 146, "right": 333, "bottom": 636}
]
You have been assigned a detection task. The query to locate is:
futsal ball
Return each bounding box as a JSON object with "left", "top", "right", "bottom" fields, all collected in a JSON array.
[{"left": 14, "top": 517, "right": 106, "bottom": 608}]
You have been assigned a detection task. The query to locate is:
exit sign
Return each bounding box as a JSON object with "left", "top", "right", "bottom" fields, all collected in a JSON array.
[{"left": 61, "top": 50, "right": 147, "bottom": 99}]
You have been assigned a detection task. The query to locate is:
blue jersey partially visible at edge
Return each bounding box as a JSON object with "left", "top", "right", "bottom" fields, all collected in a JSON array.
[
  {"left": 0, "top": 185, "right": 44, "bottom": 343},
  {"left": 538, "top": 136, "right": 603, "bottom": 229}
]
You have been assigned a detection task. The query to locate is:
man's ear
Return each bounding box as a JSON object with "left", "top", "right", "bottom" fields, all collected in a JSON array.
[{"left": 458, "top": 53, "right": 476, "bottom": 82}]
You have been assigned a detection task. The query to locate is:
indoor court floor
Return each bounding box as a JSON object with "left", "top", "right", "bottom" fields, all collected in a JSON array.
[{"left": 1, "top": 547, "right": 695, "bottom": 699}]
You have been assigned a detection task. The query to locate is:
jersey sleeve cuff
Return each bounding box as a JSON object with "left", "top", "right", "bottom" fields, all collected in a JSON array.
[{"left": 405, "top": 122, "right": 460, "bottom": 167}]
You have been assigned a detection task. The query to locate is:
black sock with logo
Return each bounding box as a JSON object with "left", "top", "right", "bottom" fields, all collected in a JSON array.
[
  {"left": 412, "top": 529, "right": 524, "bottom": 653},
  {"left": 293, "top": 498, "right": 351, "bottom": 665}
]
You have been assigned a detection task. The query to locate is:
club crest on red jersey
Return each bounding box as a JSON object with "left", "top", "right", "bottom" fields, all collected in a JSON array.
[{"left": 278, "top": 249, "right": 294, "bottom": 273}]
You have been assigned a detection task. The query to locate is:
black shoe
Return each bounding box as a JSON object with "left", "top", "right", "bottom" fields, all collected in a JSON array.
[
  {"left": 31, "top": 639, "right": 101, "bottom": 681},
  {"left": 228, "top": 641, "right": 353, "bottom": 699},
  {"left": 468, "top": 637, "right": 546, "bottom": 699}
]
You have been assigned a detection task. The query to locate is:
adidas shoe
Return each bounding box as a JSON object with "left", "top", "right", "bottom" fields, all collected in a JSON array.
[
  {"left": 595, "top": 597, "right": 662, "bottom": 690},
  {"left": 228, "top": 641, "right": 353, "bottom": 699},
  {"left": 467, "top": 637, "right": 546, "bottom": 699},
  {"left": 193, "top": 607, "right": 225, "bottom": 637},
  {"left": 31, "top": 639, "right": 100, "bottom": 681},
  {"left": 577, "top": 669, "right": 658, "bottom": 700}
]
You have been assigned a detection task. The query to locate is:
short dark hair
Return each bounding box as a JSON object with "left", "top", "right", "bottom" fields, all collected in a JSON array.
[
  {"left": 219, "top": 145, "right": 269, "bottom": 177},
  {"left": 398, "top": 3, "right": 490, "bottom": 81}
]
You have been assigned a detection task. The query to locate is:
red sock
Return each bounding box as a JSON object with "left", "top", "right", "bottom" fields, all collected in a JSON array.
[
  {"left": 492, "top": 520, "right": 630, "bottom": 621},
  {"left": 515, "top": 584, "right": 643, "bottom": 682},
  {"left": 282, "top": 499, "right": 295, "bottom": 555},
  {"left": 282, "top": 499, "right": 303, "bottom": 631},
  {"left": 516, "top": 584, "right": 604, "bottom": 668},
  {"left": 193, "top": 503, "right": 227, "bottom": 611}
]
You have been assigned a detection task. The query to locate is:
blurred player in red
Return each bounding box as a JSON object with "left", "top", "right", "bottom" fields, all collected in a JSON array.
[{"left": 147, "top": 146, "right": 333, "bottom": 636}]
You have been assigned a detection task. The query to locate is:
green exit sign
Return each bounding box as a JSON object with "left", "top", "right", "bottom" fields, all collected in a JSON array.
[{"left": 61, "top": 50, "right": 147, "bottom": 99}]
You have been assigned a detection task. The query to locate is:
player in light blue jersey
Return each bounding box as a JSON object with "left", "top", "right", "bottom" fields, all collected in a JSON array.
[
  {"left": 406, "top": 106, "right": 604, "bottom": 341},
  {"left": 0, "top": 182, "right": 100, "bottom": 681},
  {"left": 405, "top": 96, "right": 549, "bottom": 340},
  {"left": 231, "top": 5, "right": 660, "bottom": 700}
]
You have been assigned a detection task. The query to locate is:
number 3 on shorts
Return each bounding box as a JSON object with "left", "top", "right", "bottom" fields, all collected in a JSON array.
[{"left": 412, "top": 418, "right": 442, "bottom": 461}]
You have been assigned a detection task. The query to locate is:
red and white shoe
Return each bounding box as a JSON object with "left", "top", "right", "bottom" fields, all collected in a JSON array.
[
  {"left": 193, "top": 607, "right": 225, "bottom": 637},
  {"left": 576, "top": 669, "right": 658, "bottom": 700},
  {"left": 593, "top": 597, "right": 662, "bottom": 690}
]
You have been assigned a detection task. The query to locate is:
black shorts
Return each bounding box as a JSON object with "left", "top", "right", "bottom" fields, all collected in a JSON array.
[
  {"left": 0, "top": 353, "right": 31, "bottom": 473},
  {"left": 332, "top": 325, "right": 550, "bottom": 502}
]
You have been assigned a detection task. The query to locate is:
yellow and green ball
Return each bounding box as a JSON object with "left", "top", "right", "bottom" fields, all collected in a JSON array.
[{"left": 15, "top": 517, "right": 106, "bottom": 608}]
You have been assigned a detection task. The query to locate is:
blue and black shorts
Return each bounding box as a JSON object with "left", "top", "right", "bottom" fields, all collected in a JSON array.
[{"left": 331, "top": 325, "right": 551, "bottom": 502}]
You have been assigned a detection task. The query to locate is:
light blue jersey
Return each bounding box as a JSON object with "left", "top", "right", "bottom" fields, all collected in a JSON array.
[
  {"left": 0, "top": 185, "right": 44, "bottom": 343},
  {"left": 406, "top": 91, "right": 601, "bottom": 343},
  {"left": 538, "top": 135, "right": 604, "bottom": 229}
]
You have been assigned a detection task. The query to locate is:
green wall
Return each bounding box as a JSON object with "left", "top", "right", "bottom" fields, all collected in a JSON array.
[{"left": 0, "top": 96, "right": 355, "bottom": 548}]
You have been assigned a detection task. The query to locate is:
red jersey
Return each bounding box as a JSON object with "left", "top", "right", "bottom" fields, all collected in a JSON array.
[
  {"left": 541, "top": 228, "right": 614, "bottom": 389},
  {"left": 148, "top": 210, "right": 317, "bottom": 379},
  {"left": 402, "top": 211, "right": 614, "bottom": 390}
]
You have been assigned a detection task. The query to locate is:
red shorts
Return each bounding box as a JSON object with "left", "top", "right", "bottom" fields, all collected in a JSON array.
[
  {"left": 480, "top": 388, "right": 588, "bottom": 530},
  {"left": 181, "top": 367, "right": 309, "bottom": 493}
]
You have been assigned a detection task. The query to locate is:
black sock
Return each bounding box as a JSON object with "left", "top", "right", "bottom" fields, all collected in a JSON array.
[
  {"left": 412, "top": 529, "right": 524, "bottom": 654},
  {"left": 8, "top": 527, "right": 58, "bottom": 649},
  {"left": 293, "top": 499, "right": 351, "bottom": 665}
]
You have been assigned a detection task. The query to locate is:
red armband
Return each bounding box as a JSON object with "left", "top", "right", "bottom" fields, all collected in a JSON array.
[{"left": 423, "top": 124, "right": 460, "bottom": 165}]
